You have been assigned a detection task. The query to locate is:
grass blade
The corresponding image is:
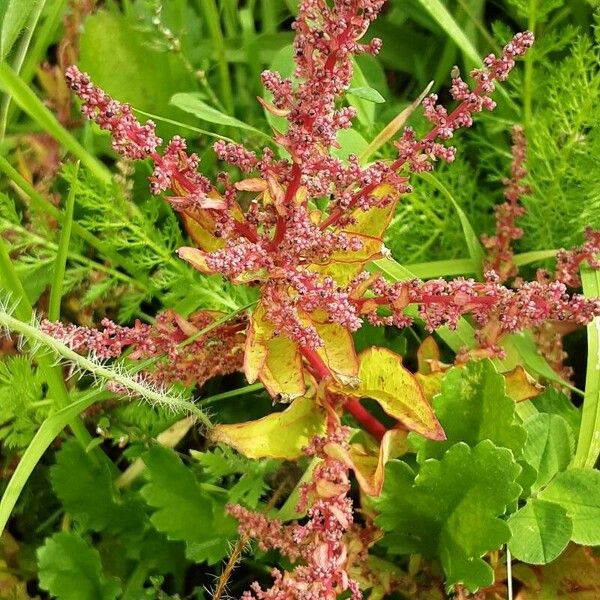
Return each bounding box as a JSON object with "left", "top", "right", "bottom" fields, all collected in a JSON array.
[
  {"left": 0, "top": 390, "right": 105, "bottom": 537},
  {"left": 0, "top": 62, "right": 111, "bottom": 183},
  {"left": 415, "top": 0, "right": 480, "bottom": 65},
  {"left": 574, "top": 267, "right": 600, "bottom": 468},
  {"left": 0, "top": 0, "right": 38, "bottom": 60},
  {"left": 419, "top": 171, "right": 485, "bottom": 277},
  {"left": 48, "top": 162, "right": 78, "bottom": 321}
]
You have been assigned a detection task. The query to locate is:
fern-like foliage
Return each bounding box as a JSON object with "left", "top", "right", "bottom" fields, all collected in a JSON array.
[
  {"left": 0, "top": 357, "right": 48, "bottom": 450},
  {"left": 193, "top": 445, "right": 280, "bottom": 509},
  {"left": 519, "top": 30, "right": 600, "bottom": 250}
]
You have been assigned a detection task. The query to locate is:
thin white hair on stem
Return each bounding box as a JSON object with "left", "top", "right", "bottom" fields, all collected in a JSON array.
[{"left": 0, "top": 306, "right": 213, "bottom": 429}]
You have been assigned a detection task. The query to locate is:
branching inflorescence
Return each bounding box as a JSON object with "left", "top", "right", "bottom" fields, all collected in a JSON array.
[{"left": 55, "top": 0, "right": 600, "bottom": 596}]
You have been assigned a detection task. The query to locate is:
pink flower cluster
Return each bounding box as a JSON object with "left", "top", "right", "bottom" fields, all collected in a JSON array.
[
  {"left": 228, "top": 423, "right": 363, "bottom": 600},
  {"left": 481, "top": 125, "right": 530, "bottom": 282},
  {"left": 360, "top": 272, "right": 600, "bottom": 357},
  {"left": 393, "top": 31, "right": 534, "bottom": 175},
  {"left": 554, "top": 227, "right": 600, "bottom": 288},
  {"left": 65, "top": 66, "right": 222, "bottom": 212},
  {"left": 40, "top": 310, "right": 245, "bottom": 389}
]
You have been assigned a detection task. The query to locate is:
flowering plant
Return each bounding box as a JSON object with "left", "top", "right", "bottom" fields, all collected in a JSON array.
[{"left": 1, "top": 0, "right": 600, "bottom": 598}]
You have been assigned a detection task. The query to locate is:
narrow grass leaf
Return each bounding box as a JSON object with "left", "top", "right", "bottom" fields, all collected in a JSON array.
[
  {"left": 419, "top": 171, "right": 485, "bottom": 277},
  {"left": 170, "top": 93, "right": 268, "bottom": 138},
  {"left": 0, "top": 391, "right": 104, "bottom": 536},
  {"left": 48, "top": 162, "right": 78, "bottom": 321},
  {"left": 574, "top": 267, "right": 600, "bottom": 468},
  {"left": 0, "top": 63, "right": 111, "bottom": 183},
  {"left": 0, "top": 0, "right": 38, "bottom": 60}
]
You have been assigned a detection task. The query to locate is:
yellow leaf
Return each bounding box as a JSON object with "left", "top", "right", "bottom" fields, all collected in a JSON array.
[
  {"left": 327, "top": 429, "right": 410, "bottom": 496},
  {"left": 181, "top": 210, "right": 225, "bottom": 252},
  {"left": 314, "top": 320, "right": 359, "bottom": 378},
  {"left": 344, "top": 187, "right": 399, "bottom": 238},
  {"left": 211, "top": 396, "right": 326, "bottom": 459},
  {"left": 417, "top": 336, "right": 441, "bottom": 374},
  {"left": 261, "top": 335, "right": 306, "bottom": 401},
  {"left": 503, "top": 366, "right": 544, "bottom": 402},
  {"left": 337, "top": 347, "right": 445, "bottom": 440},
  {"left": 415, "top": 371, "right": 444, "bottom": 401}
]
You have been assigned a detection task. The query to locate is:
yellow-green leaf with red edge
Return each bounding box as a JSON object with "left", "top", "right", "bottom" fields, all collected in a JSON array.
[
  {"left": 310, "top": 310, "right": 359, "bottom": 379},
  {"left": 327, "top": 429, "right": 410, "bottom": 496},
  {"left": 177, "top": 246, "right": 213, "bottom": 274},
  {"left": 181, "top": 210, "right": 225, "bottom": 252},
  {"left": 210, "top": 396, "right": 326, "bottom": 460},
  {"left": 244, "top": 303, "right": 272, "bottom": 384},
  {"left": 336, "top": 347, "right": 445, "bottom": 440},
  {"left": 261, "top": 335, "right": 306, "bottom": 400},
  {"left": 244, "top": 302, "right": 305, "bottom": 400}
]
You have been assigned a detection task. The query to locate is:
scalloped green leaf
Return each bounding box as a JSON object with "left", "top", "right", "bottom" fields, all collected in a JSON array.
[
  {"left": 141, "top": 446, "right": 236, "bottom": 565},
  {"left": 375, "top": 441, "right": 521, "bottom": 592},
  {"left": 411, "top": 360, "right": 526, "bottom": 461}
]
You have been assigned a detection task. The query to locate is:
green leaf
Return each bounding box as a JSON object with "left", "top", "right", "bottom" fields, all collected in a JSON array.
[
  {"left": 0, "top": 0, "right": 38, "bottom": 60},
  {"left": 348, "top": 59, "right": 377, "bottom": 125},
  {"left": 78, "top": 10, "right": 196, "bottom": 140},
  {"left": 411, "top": 360, "right": 526, "bottom": 461},
  {"left": 375, "top": 441, "right": 521, "bottom": 592},
  {"left": 333, "top": 128, "right": 369, "bottom": 160},
  {"left": 413, "top": 0, "right": 480, "bottom": 65},
  {"left": 539, "top": 468, "right": 600, "bottom": 546},
  {"left": 51, "top": 439, "right": 144, "bottom": 536},
  {"left": 505, "top": 332, "right": 579, "bottom": 394},
  {"left": 521, "top": 413, "right": 573, "bottom": 492},
  {"left": 141, "top": 446, "right": 236, "bottom": 564},
  {"left": 37, "top": 532, "right": 121, "bottom": 600},
  {"left": 170, "top": 92, "right": 266, "bottom": 137},
  {"left": 531, "top": 387, "right": 581, "bottom": 439},
  {"left": 348, "top": 86, "right": 385, "bottom": 103},
  {"left": 508, "top": 499, "right": 572, "bottom": 564}
]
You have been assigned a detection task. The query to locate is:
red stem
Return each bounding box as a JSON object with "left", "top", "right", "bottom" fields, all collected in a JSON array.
[
  {"left": 345, "top": 399, "right": 386, "bottom": 442},
  {"left": 300, "top": 346, "right": 388, "bottom": 442}
]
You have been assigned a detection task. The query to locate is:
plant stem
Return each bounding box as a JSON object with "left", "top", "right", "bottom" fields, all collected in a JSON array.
[
  {"left": 0, "top": 310, "right": 212, "bottom": 428},
  {"left": 345, "top": 399, "right": 386, "bottom": 442}
]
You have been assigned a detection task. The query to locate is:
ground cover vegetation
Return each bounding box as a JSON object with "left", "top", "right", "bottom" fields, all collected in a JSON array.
[{"left": 0, "top": 0, "right": 599, "bottom": 598}]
